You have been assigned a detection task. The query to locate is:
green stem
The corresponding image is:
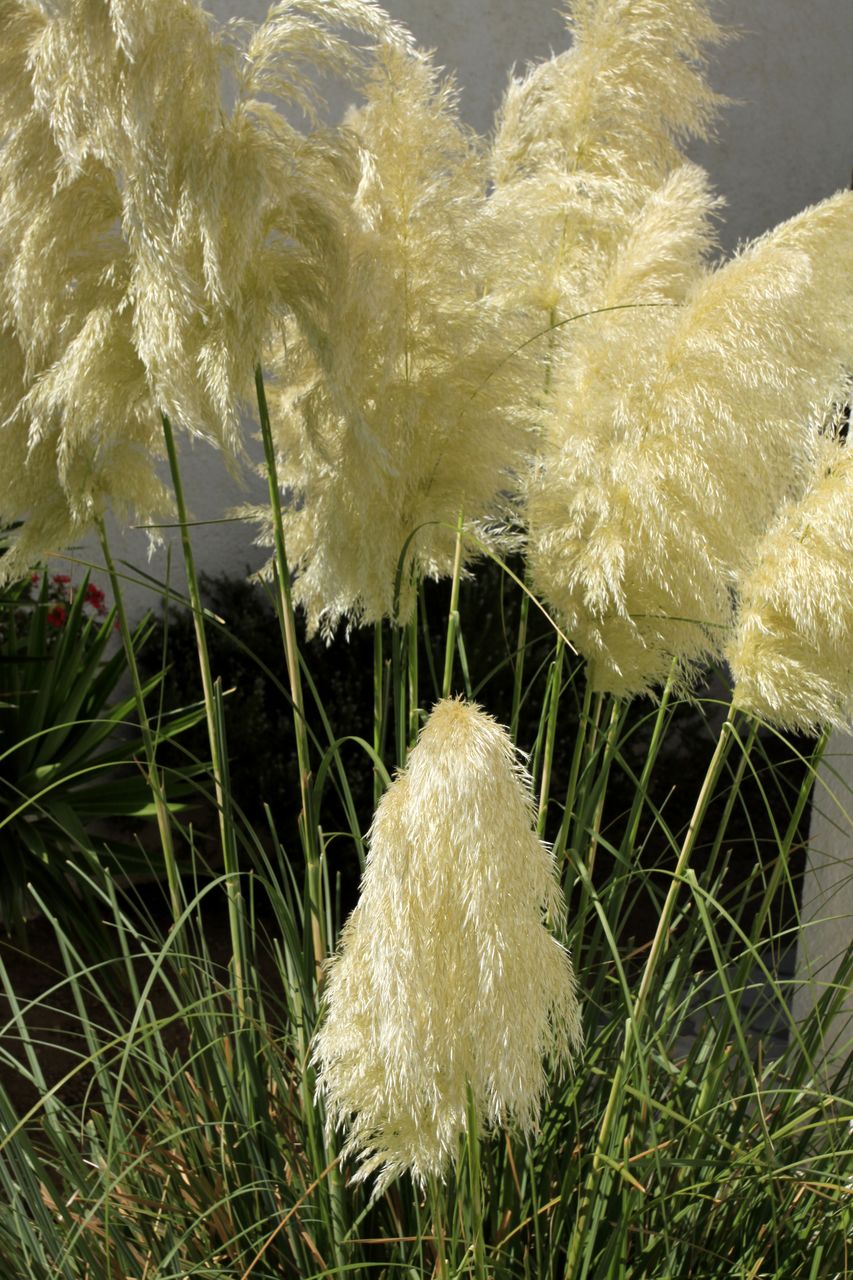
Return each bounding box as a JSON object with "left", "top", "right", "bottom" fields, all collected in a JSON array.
[
  {"left": 631, "top": 715, "right": 735, "bottom": 1045},
  {"left": 585, "top": 698, "right": 622, "bottom": 883},
  {"left": 428, "top": 1176, "right": 450, "bottom": 1280},
  {"left": 466, "top": 1085, "right": 487, "bottom": 1280},
  {"left": 584, "top": 673, "right": 676, "bottom": 972},
  {"left": 373, "top": 621, "right": 385, "bottom": 807},
  {"left": 623, "top": 666, "right": 676, "bottom": 857},
  {"left": 96, "top": 518, "right": 181, "bottom": 926},
  {"left": 408, "top": 591, "right": 420, "bottom": 748},
  {"left": 566, "top": 682, "right": 605, "bottom": 861},
  {"left": 254, "top": 369, "right": 324, "bottom": 978},
  {"left": 565, "top": 713, "right": 736, "bottom": 1275},
  {"left": 537, "top": 636, "right": 565, "bottom": 837},
  {"left": 254, "top": 374, "right": 313, "bottom": 841},
  {"left": 510, "top": 582, "right": 530, "bottom": 742},
  {"left": 512, "top": 302, "right": 559, "bottom": 747},
  {"left": 441, "top": 508, "right": 465, "bottom": 699},
  {"left": 749, "top": 725, "right": 827, "bottom": 946},
  {"left": 392, "top": 621, "right": 406, "bottom": 770},
  {"left": 160, "top": 415, "right": 245, "bottom": 1009},
  {"left": 553, "top": 667, "right": 594, "bottom": 867},
  {"left": 573, "top": 698, "right": 622, "bottom": 970},
  {"left": 697, "top": 716, "right": 760, "bottom": 894}
]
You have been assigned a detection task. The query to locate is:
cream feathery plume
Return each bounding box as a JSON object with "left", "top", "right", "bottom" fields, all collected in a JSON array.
[
  {"left": 18, "top": 0, "right": 401, "bottom": 450},
  {"left": 492, "top": 0, "right": 725, "bottom": 190},
  {"left": 247, "top": 43, "right": 534, "bottom": 634},
  {"left": 525, "top": 190, "right": 853, "bottom": 697},
  {"left": 728, "top": 435, "right": 853, "bottom": 734},
  {"left": 485, "top": 0, "right": 726, "bottom": 442},
  {"left": 0, "top": 0, "right": 400, "bottom": 573},
  {"left": 0, "top": 1, "right": 171, "bottom": 579},
  {"left": 313, "top": 698, "right": 582, "bottom": 1194},
  {"left": 25, "top": 0, "right": 254, "bottom": 450},
  {"left": 110, "top": 0, "right": 402, "bottom": 449},
  {"left": 0, "top": 2, "right": 46, "bottom": 159},
  {"left": 0, "top": 323, "right": 171, "bottom": 581}
]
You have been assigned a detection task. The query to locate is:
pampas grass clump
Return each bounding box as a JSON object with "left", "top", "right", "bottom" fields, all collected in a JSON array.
[{"left": 313, "top": 698, "right": 582, "bottom": 1193}]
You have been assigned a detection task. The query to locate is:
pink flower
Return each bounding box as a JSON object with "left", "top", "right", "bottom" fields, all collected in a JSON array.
[
  {"left": 84, "top": 583, "right": 107, "bottom": 614},
  {"left": 46, "top": 603, "right": 67, "bottom": 629}
]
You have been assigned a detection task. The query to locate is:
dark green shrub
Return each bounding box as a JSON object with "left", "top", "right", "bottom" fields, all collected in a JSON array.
[{"left": 0, "top": 570, "right": 201, "bottom": 932}]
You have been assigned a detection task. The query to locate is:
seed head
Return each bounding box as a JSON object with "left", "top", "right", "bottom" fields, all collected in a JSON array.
[
  {"left": 313, "top": 698, "right": 582, "bottom": 1194},
  {"left": 525, "top": 192, "right": 853, "bottom": 696},
  {"left": 729, "top": 435, "right": 853, "bottom": 733}
]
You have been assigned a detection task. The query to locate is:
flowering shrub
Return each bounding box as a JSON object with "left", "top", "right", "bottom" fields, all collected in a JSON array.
[
  {"left": 37, "top": 572, "right": 109, "bottom": 619},
  {"left": 3, "top": 569, "right": 110, "bottom": 649}
]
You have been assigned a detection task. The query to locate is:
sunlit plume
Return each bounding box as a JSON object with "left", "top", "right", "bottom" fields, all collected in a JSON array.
[
  {"left": 729, "top": 434, "right": 853, "bottom": 734},
  {"left": 525, "top": 191, "right": 853, "bottom": 696},
  {"left": 247, "top": 43, "right": 536, "bottom": 635},
  {"left": 313, "top": 698, "right": 582, "bottom": 1194}
]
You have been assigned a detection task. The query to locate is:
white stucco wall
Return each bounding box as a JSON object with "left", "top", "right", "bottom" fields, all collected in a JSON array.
[
  {"left": 62, "top": 1, "right": 852, "bottom": 1055},
  {"left": 793, "top": 735, "right": 853, "bottom": 1078}
]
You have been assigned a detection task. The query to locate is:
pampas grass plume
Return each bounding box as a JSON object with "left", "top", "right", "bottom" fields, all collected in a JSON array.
[
  {"left": 313, "top": 698, "right": 582, "bottom": 1193},
  {"left": 525, "top": 191, "right": 853, "bottom": 697},
  {"left": 493, "top": 0, "right": 724, "bottom": 190},
  {"left": 729, "top": 436, "right": 853, "bottom": 733},
  {"left": 252, "top": 43, "right": 531, "bottom": 634}
]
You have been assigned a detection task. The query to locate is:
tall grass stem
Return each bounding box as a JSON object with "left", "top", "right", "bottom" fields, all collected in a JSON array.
[
  {"left": 408, "top": 596, "right": 420, "bottom": 747},
  {"left": 441, "top": 508, "right": 465, "bottom": 699},
  {"left": 536, "top": 636, "right": 565, "bottom": 836},
  {"left": 160, "top": 414, "right": 246, "bottom": 1008},
  {"left": 373, "top": 622, "right": 385, "bottom": 806},
  {"left": 254, "top": 367, "right": 324, "bottom": 977},
  {"left": 622, "top": 665, "right": 675, "bottom": 856},
  {"left": 96, "top": 518, "right": 181, "bottom": 924},
  {"left": 465, "top": 1084, "right": 487, "bottom": 1280},
  {"left": 510, "top": 584, "right": 530, "bottom": 742},
  {"left": 566, "top": 713, "right": 736, "bottom": 1275}
]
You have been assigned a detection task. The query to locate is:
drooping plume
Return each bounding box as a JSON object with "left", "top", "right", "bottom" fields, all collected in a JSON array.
[
  {"left": 248, "top": 43, "right": 534, "bottom": 634},
  {"left": 524, "top": 190, "right": 853, "bottom": 697},
  {"left": 0, "top": 0, "right": 169, "bottom": 580},
  {"left": 313, "top": 698, "right": 582, "bottom": 1193},
  {"left": 487, "top": 0, "right": 725, "bottom": 334},
  {"left": 0, "top": 0, "right": 399, "bottom": 576},
  {"left": 484, "top": 0, "right": 853, "bottom": 698},
  {"left": 729, "top": 435, "right": 853, "bottom": 734},
  {"left": 493, "top": 0, "right": 725, "bottom": 190}
]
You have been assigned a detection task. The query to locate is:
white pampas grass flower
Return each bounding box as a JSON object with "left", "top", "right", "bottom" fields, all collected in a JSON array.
[
  {"left": 313, "top": 698, "right": 582, "bottom": 1194},
  {"left": 493, "top": 0, "right": 725, "bottom": 192},
  {"left": 488, "top": 0, "right": 725, "bottom": 337},
  {"left": 486, "top": 0, "right": 853, "bottom": 699},
  {"left": 525, "top": 191, "right": 853, "bottom": 697},
  {"left": 248, "top": 43, "right": 535, "bottom": 635},
  {"left": 728, "top": 435, "right": 853, "bottom": 734},
  {"left": 0, "top": 0, "right": 399, "bottom": 574}
]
